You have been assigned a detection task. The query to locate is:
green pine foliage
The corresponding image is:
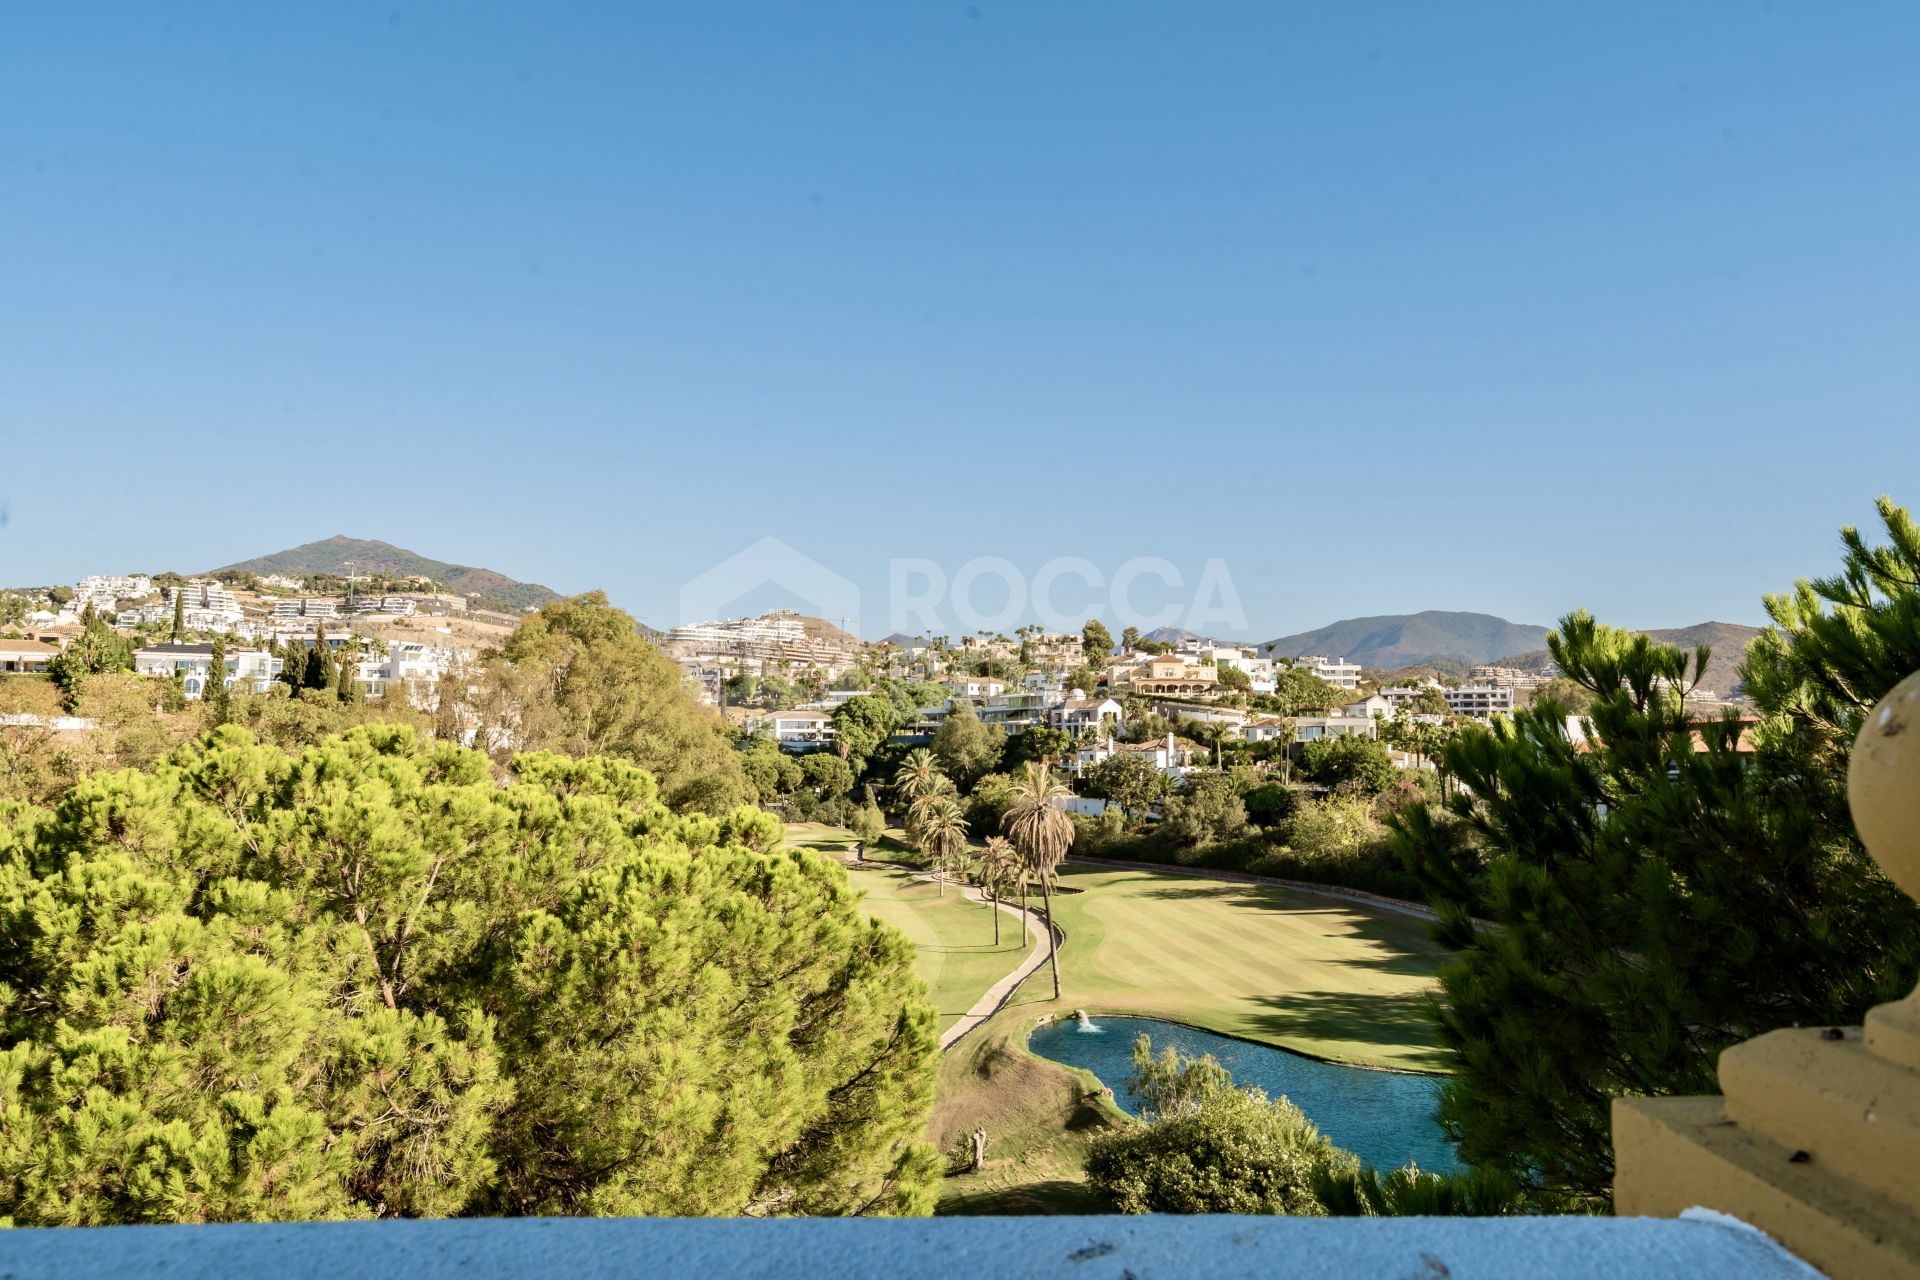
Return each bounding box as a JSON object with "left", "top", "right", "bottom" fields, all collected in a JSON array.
[
  {"left": 1392, "top": 497, "right": 1920, "bottom": 1211},
  {"left": 0, "top": 724, "right": 939, "bottom": 1223}
]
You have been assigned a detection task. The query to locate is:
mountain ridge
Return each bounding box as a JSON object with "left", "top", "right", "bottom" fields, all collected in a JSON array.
[
  {"left": 216, "top": 536, "right": 562, "bottom": 613},
  {"left": 1263, "top": 611, "right": 1552, "bottom": 668}
]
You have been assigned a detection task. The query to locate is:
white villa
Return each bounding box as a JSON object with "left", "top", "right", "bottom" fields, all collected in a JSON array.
[{"left": 134, "top": 643, "right": 278, "bottom": 699}]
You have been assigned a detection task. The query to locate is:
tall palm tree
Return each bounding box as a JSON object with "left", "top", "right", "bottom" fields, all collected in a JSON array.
[
  {"left": 895, "top": 748, "right": 942, "bottom": 805},
  {"left": 977, "top": 835, "right": 1021, "bottom": 947},
  {"left": 916, "top": 797, "right": 969, "bottom": 898},
  {"left": 1001, "top": 762, "right": 1075, "bottom": 999}
]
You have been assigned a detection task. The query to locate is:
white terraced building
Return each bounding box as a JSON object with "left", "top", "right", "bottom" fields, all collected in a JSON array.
[
  {"left": 74, "top": 574, "right": 154, "bottom": 611},
  {"left": 1298, "top": 654, "right": 1364, "bottom": 690},
  {"left": 163, "top": 580, "right": 244, "bottom": 631}
]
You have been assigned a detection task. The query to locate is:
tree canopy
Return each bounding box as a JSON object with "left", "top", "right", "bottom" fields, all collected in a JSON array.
[
  {"left": 1393, "top": 499, "right": 1920, "bottom": 1210},
  {"left": 0, "top": 724, "right": 939, "bottom": 1223},
  {"left": 485, "top": 592, "right": 753, "bottom": 814}
]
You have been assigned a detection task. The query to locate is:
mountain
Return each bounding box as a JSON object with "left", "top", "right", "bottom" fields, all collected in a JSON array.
[
  {"left": 1144, "top": 627, "right": 1208, "bottom": 645},
  {"left": 1263, "top": 611, "right": 1552, "bottom": 669},
  {"left": 216, "top": 536, "right": 562, "bottom": 613},
  {"left": 1495, "top": 621, "right": 1765, "bottom": 699}
]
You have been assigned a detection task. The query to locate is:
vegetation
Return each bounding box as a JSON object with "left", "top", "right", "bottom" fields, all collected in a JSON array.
[
  {"left": 1086, "top": 1038, "right": 1354, "bottom": 1215},
  {"left": 1393, "top": 497, "right": 1920, "bottom": 1211},
  {"left": 0, "top": 726, "right": 939, "bottom": 1223},
  {"left": 1001, "top": 764, "right": 1075, "bottom": 1000},
  {"left": 477, "top": 592, "right": 754, "bottom": 813}
]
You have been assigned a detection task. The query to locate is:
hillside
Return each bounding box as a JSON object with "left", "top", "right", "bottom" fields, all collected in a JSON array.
[
  {"left": 1264, "top": 611, "right": 1551, "bottom": 668},
  {"left": 217, "top": 536, "right": 562, "bottom": 613},
  {"left": 1495, "top": 621, "right": 1765, "bottom": 699}
]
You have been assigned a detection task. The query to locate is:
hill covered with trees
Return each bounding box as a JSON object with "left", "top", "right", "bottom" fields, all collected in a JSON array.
[{"left": 217, "top": 536, "right": 561, "bottom": 612}]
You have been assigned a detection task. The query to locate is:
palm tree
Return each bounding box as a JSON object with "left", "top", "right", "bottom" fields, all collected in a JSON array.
[
  {"left": 906, "top": 772, "right": 957, "bottom": 840},
  {"left": 916, "top": 797, "right": 969, "bottom": 897},
  {"left": 895, "top": 749, "right": 943, "bottom": 807},
  {"left": 1001, "top": 762, "right": 1075, "bottom": 999},
  {"left": 977, "top": 835, "right": 1021, "bottom": 947}
]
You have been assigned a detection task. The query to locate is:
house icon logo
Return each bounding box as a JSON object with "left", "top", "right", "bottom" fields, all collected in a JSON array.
[{"left": 677, "top": 537, "right": 860, "bottom": 632}]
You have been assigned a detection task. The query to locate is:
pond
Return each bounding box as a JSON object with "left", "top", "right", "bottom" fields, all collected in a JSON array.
[{"left": 1027, "top": 1015, "right": 1460, "bottom": 1173}]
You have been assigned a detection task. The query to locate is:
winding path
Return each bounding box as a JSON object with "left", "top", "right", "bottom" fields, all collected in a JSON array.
[{"left": 923, "top": 875, "right": 1061, "bottom": 1052}]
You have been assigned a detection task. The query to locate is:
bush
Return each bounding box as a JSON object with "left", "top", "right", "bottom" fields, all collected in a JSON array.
[{"left": 1086, "top": 1037, "right": 1355, "bottom": 1215}]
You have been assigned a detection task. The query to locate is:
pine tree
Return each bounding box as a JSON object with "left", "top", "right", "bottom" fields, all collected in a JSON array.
[
  {"left": 204, "top": 633, "right": 231, "bottom": 722},
  {"left": 0, "top": 726, "right": 940, "bottom": 1222},
  {"left": 1393, "top": 498, "right": 1920, "bottom": 1211}
]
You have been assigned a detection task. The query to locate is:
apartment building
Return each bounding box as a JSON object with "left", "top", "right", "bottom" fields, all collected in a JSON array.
[
  {"left": 270, "top": 598, "right": 340, "bottom": 621},
  {"left": 163, "top": 580, "right": 244, "bottom": 631},
  {"left": 1298, "top": 654, "right": 1363, "bottom": 690}
]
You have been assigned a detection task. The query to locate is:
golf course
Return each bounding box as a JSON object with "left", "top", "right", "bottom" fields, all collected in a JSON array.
[{"left": 784, "top": 820, "right": 1457, "bottom": 1213}]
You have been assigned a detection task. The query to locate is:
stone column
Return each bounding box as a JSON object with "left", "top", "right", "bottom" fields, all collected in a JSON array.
[{"left": 1613, "top": 670, "right": 1920, "bottom": 1278}]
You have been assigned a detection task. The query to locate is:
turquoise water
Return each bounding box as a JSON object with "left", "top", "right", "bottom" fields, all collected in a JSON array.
[{"left": 1027, "top": 1015, "right": 1460, "bottom": 1173}]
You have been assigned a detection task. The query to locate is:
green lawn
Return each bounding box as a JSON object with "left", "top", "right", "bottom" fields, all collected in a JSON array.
[
  {"left": 1002, "top": 861, "right": 1451, "bottom": 1071},
  {"left": 783, "top": 822, "right": 1030, "bottom": 1035}
]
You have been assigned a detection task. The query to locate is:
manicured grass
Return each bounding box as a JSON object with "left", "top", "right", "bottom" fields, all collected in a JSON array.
[
  {"left": 782, "top": 822, "right": 1031, "bottom": 1035},
  {"left": 848, "top": 863, "right": 1031, "bottom": 1035},
  {"left": 1003, "top": 861, "right": 1452, "bottom": 1072}
]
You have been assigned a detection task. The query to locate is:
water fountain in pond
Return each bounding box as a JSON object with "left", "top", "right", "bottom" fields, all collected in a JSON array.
[{"left": 1072, "top": 1010, "right": 1101, "bottom": 1033}]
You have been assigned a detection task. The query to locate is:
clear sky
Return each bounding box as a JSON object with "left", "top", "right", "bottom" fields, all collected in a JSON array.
[{"left": 3, "top": 3, "right": 1916, "bottom": 640}]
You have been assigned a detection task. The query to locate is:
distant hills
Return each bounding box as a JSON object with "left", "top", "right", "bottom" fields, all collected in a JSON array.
[
  {"left": 1263, "top": 611, "right": 1552, "bottom": 669},
  {"left": 1495, "top": 621, "right": 1765, "bottom": 699},
  {"left": 217, "top": 536, "right": 562, "bottom": 613},
  {"left": 1260, "top": 611, "right": 1766, "bottom": 696}
]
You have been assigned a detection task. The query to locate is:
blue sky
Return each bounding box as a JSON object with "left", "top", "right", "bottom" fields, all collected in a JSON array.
[{"left": 3, "top": 3, "right": 1916, "bottom": 640}]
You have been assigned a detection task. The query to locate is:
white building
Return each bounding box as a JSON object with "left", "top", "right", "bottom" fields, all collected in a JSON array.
[
  {"left": 1381, "top": 681, "right": 1513, "bottom": 720},
  {"left": 1240, "top": 715, "right": 1291, "bottom": 743},
  {"left": 1343, "top": 693, "right": 1396, "bottom": 721},
  {"left": 1298, "top": 655, "right": 1364, "bottom": 690},
  {"left": 270, "top": 598, "right": 339, "bottom": 621},
  {"left": 1445, "top": 684, "right": 1515, "bottom": 719},
  {"left": 755, "top": 709, "right": 836, "bottom": 750},
  {"left": 1293, "top": 714, "right": 1378, "bottom": 742},
  {"left": 134, "top": 643, "right": 278, "bottom": 699},
  {"left": 947, "top": 674, "right": 1008, "bottom": 700},
  {"left": 74, "top": 575, "right": 154, "bottom": 611},
  {"left": 1072, "top": 732, "right": 1192, "bottom": 778},
  {"left": 0, "top": 639, "right": 59, "bottom": 674},
  {"left": 1048, "top": 696, "right": 1123, "bottom": 737},
  {"left": 164, "top": 580, "right": 244, "bottom": 631}
]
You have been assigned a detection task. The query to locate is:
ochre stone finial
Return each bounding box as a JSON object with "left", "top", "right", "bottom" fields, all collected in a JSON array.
[
  {"left": 1850, "top": 669, "right": 1920, "bottom": 1069},
  {"left": 1851, "top": 669, "right": 1920, "bottom": 903}
]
